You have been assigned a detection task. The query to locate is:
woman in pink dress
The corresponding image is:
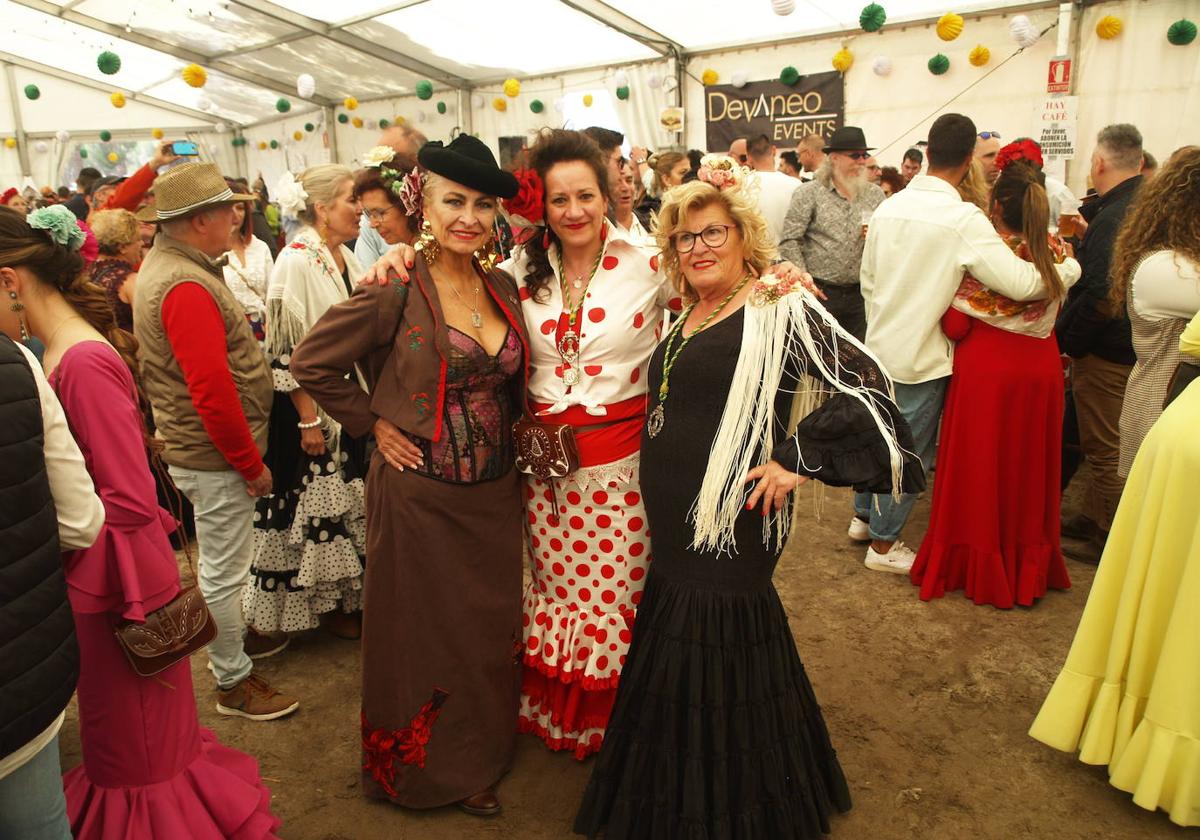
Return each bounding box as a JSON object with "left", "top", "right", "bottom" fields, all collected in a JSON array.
[{"left": 0, "top": 204, "right": 281, "bottom": 839}]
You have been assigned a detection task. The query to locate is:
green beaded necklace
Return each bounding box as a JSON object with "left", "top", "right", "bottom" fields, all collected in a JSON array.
[{"left": 554, "top": 244, "right": 605, "bottom": 387}]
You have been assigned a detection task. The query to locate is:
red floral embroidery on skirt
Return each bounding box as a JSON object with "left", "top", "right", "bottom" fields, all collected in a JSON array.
[{"left": 361, "top": 688, "right": 450, "bottom": 797}]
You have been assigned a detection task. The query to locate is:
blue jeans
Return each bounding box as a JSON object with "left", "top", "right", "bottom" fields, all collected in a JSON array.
[
  {"left": 853, "top": 378, "right": 948, "bottom": 542},
  {"left": 0, "top": 733, "right": 72, "bottom": 840}
]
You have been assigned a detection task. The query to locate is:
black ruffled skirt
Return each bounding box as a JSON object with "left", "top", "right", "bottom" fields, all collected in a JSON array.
[{"left": 573, "top": 555, "right": 851, "bottom": 839}]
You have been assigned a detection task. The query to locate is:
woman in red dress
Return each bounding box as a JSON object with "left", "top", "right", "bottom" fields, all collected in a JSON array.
[{"left": 911, "top": 144, "right": 1076, "bottom": 608}]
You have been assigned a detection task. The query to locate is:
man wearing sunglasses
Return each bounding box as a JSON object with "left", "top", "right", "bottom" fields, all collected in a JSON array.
[
  {"left": 778, "top": 126, "right": 884, "bottom": 341},
  {"left": 974, "top": 130, "right": 1002, "bottom": 184}
]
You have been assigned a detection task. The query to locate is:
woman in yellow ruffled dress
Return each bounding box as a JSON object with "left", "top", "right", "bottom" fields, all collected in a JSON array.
[{"left": 1029, "top": 309, "right": 1200, "bottom": 827}]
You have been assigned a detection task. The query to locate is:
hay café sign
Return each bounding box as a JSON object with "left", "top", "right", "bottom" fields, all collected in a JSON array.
[{"left": 705, "top": 72, "right": 844, "bottom": 150}]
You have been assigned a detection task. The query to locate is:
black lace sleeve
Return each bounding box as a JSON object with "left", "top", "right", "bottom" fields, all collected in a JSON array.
[{"left": 770, "top": 304, "right": 926, "bottom": 494}]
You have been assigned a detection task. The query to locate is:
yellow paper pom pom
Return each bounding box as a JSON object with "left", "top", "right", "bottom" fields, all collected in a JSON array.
[
  {"left": 107, "top": 151, "right": 119, "bottom": 163},
  {"left": 293, "top": 130, "right": 303, "bottom": 141},
  {"left": 1096, "top": 15, "right": 1122, "bottom": 40},
  {"left": 343, "top": 96, "right": 358, "bottom": 110},
  {"left": 4, "top": 138, "right": 15, "bottom": 149},
  {"left": 181, "top": 63, "right": 207, "bottom": 88},
  {"left": 832, "top": 48, "right": 854, "bottom": 73},
  {"left": 969, "top": 44, "right": 990, "bottom": 66},
  {"left": 503, "top": 78, "right": 520, "bottom": 98},
  {"left": 936, "top": 12, "right": 964, "bottom": 41},
  {"left": 110, "top": 91, "right": 126, "bottom": 108},
  {"left": 583, "top": 94, "right": 593, "bottom": 107},
  {"left": 394, "top": 116, "right": 405, "bottom": 125},
  {"left": 352, "top": 116, "right": 363, "bottom": 128},
  {"left": 493, "top": 97, "right": 508, "bottom": 112},
  {"left": 258, "top": 141, "right": 267, "bottom": 150},
  {"left": 152, "top": 128, "right": 164, "bottom": 139},
  {"left": 701, "top": 68, "right": 719, "bottom": 86}
]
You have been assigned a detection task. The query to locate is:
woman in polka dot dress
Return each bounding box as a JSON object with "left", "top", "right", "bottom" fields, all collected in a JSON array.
[{"left": 500, "top": 130, "right": 683, "bottom": 759}]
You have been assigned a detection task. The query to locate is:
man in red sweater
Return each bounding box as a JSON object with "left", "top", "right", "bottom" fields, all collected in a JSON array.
[
  {"left": 134, "top": 162, "right": 298, "bottom": 720},
  {"left": 85, "top": 141, "right": 182, "bottom": 223}
]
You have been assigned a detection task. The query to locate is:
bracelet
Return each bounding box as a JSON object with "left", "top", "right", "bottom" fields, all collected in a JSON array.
[{"left": 297, "top": 419, "right": 321, "bottom": 430}]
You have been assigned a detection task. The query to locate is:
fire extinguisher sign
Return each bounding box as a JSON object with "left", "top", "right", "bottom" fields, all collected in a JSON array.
[{"left": 1048, "top": 57, "right": 1071, "bottom": 94}]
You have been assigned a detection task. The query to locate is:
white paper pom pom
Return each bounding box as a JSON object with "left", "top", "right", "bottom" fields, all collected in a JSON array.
[
  {"left": 872, "top": 56, "right": 893, "bottom": 76},
  {"left": 1009, "top": 14, "right": 1041, "bottom": 48},
  {"left": 613, "top": 70, "right": 629, "bottom": 87},
  {"left": 647, "top": 72, "right": 662, "bottom": 89},
  {"left": 214, "top": 122, "right": 227, "bottom": 133},
  {"left": 296, "top": 73, "right": 315, "bottom": 99},
  {"left": 471, "top": 93, "right": 485, "bottom": 108},
  {"left": 55, "top": 129, "right": 70, "bottom": 143},
  {"left": 731, "top": 71, "right": 748, "bottom": 87},
  {"left": 196, "top": 94, "right": 212, "bottom": 111},
  {"left": 553, "top": 98, "right": 565, "bottom": 113},
  {"left": 661, "top": 75, "right": 678, "bottom": 92},
  {"left": 417, "top": 111, "right": 427, "bottom": 123},
  {"left": 34, "top": 140, "right": 48, "bottom": 153},
  {"left": 772, "top": 0, "right": 795, "bottom": 15}
]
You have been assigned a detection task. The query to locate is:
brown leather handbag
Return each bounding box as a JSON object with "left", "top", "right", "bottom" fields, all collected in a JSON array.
[
  {"left": 113, "top": 586, "right": 217, "bottom": 677},
  {"left": 513, "top": 418, "right": 580, "bottom": 479}
]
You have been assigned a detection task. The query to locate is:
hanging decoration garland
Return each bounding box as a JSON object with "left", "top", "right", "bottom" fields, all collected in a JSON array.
[
  {"left": 110, "top": 91, "right": 126, "bottom": 108},
  {"left": 969, "top": 44, "right": 991, "bottom": 66},
  {"left": 297, "top": 73, "right": 315, "bottom": 98},
  {"left": 97, "top": 51, "right": 121, "bottom": 75},
  {"left": 771, "top": 0, "right": 795, "bottom": 14},
  {"left": 859, "top": 3, "right": 886, "bottom": 32},
  {"left": 436, "top": 101, "right": 447, "bottom": 114},
  {"left": 276, "top": 98, "right": 291, "bottom": 113},
  {"left": 701, "top": 69, "right": 719, "bottom": 85},
  {"left": 107, "top": 151, "right": 119, "bottom": 163},
  {"left": 23, "top": 84, "right": 40, "bottom": 100},
  {"left": 530, "top": 99, "right": 545, "bottom": 113},
  {"left": 1095, "top": 15, "right": 1122, "bottom": 40},
  {"left": 928, "top": 53, "right": 950, "bottom": 75},
  {"left": 616, "top": 85, "right": 630, "bottom": 100},
  {"left": 936, "top": 12, "right": 964, "bottom": 41},
  {"left": 582, "top": 94, "right": 594, "bottom": 107},
  {"left": 872, "top": 55, "right": 892, "bottom": 76},
  {"left": 832, "top": 48, "right": 854, "bottom": 73},
  {"left": 493, "top": 97, "right": 508, "bottom": 112},
  {"left": 182, "top": 64, "right": 207, "bottom": 88},
  {"left": 415, "top": 80, "right": 433, "bottom": 100},
  {"left": 503, "top": 78, "right": 521, "bottom": 97},
  {"left": 337, "top": 113, "right": 349, "bottom": 123},
  {"left": 780, "top": 65, "right": 800, "bottom": 85},
  {"left": 99, "top": 130, "right": 112, "bottom": 142},
  {"left": 1009, "top": 15, "right": 1040, "bottom": 48},
  {"left": 152, "top": 128, "right": 164, "bottom": 139},
  {"left": 1168, "top": 19, "right": 1197, "bottom": 46},
  {"left": 344, "top": 96, "right": 358, "bottom": 110}
]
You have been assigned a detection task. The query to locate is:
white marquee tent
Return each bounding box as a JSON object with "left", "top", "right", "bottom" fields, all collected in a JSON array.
[{"left": 1, "top": 0, "right": 1197, "bottom": 195}]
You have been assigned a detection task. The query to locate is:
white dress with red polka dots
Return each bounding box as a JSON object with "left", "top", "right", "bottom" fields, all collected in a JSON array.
[{"left": 501, "top": 226, "right": 682, "bottom": 758}]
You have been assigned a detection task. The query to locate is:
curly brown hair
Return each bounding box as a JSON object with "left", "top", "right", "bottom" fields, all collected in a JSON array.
[
  {"left": 353, "top": 152, "right": 420, "bottom": 237},
  {"left": 1108, "top": 145, "right": 1200, "bottom": 316},
  {"left": 518, "top": 129, "right": 612, "bottom": 302}
]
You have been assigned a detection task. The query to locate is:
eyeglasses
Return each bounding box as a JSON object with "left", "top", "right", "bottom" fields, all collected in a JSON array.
[
  {"left": 672, "top": 224, "right": 735, "bottom": 253},
  {"left": 840, "top": 151, "right": 871, "bottom": 160},
  {"left": 978, "top": 131, "right": 1001, "bottom": 140},
  {"left": 736, "top": 154, "right": 748, "bottom": 163},
  {"left": 363, "top": 206, "right": 396, "bottom": 223}
]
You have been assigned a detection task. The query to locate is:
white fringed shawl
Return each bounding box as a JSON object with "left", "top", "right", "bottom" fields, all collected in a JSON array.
[{"left": 688, "top": 283, "right": 908, "bottom": 556}]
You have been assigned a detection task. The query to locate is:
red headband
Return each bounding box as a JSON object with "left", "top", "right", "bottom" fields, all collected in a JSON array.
[{"left": 0, "top": 187, "right": 18, "bottom": 205}]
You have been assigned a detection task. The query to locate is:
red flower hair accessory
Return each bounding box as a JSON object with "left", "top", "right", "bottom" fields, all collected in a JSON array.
[
  {"left": 995, "top": 139, "right": 1044, "bottom": 174},
  {"left": 77, "top": 220, "right": 99, "bottom": 267},
  {"left": 502, "top": 168, "right": 545, "bottom": 232},
  {"left": 0, "top": 187, "right": 17, "bottom": 205}
]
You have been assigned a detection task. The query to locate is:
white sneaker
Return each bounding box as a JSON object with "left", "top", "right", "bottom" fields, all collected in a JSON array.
[
  {"left": 864, "top": 541, "right": 916, "bottom": 575},
  {"left": 847, "top": 516, "right": 871, "bottom": 542}
]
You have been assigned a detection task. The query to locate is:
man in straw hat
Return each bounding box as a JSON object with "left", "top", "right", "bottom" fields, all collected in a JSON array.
[{"left": 134, "top": 162, "right": 299, "bottom": 721}]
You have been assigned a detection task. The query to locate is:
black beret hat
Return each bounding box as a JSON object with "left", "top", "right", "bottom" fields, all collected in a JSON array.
[{"left": 417, "top": 135, "right": 519, "bottom": 199}]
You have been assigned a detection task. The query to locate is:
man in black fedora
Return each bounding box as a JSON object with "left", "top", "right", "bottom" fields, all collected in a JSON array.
[{"left": 778, "top": 125, "right": 885, "bottom": 341}]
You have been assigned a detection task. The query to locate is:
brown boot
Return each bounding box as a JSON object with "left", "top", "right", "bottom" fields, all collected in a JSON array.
[
  {"left": 216, "top": 673, "right": 299, "bottom": 721},
  {"left": 322, "top": 610, "right": 362, "bottom": 640},
  {"left": 458, "top": 788, "right": 501, "bottom": 817}
]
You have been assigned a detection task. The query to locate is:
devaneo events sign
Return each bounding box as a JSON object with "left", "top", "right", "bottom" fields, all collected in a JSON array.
[{"left": 705, "top": 72, "right": 844, "bottom": 151}]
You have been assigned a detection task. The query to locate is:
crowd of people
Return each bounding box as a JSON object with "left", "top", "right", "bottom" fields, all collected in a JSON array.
[{"left": 0, "top": 100, "right": 1196, "bottom": 840}]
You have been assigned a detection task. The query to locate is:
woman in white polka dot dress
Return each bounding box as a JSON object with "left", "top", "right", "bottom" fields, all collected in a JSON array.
[
  {"left": 243, "top": 165, "right": 368, "bottom": 638},
  {"left": 500, "top": 130, "right": 683, "bottom": 759}
]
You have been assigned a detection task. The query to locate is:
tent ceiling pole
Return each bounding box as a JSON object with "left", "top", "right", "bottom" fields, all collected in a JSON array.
[
  {"left": 8, "top": 0, "right": 337, "bottom": 107},
  {"left": 459, "top": 88, "right": 472, "bottom": 136},
  {"left": 0, "top": 51, "right": 226, "bottom": 125},
  {"left": 220, "top": 0, "right": 468, "bottom": 88},
  {"left": 330, "top": 0, "right": 431, "bottom": 30},
  {"left": 323, "top": 106, "right": 339, "bottom": 162},
  {"left": 556, "top": 0, "right": 680, "bottom": 57},
  {"left": 2, "top": 62, "right": 32, "bottom": 176}
]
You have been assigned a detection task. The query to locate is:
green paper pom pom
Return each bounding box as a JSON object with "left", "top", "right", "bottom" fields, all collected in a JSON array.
[
  {"left": 1168, "top": 19, "right": 1197, "bottom": 46},
  {"left": 780, "top": 65, "right": 801, "bottom": 86},
  {"left": 337, "top": 113, "right": 349, "bottom": 124},
  {"left": 24, "top": 84, "right": 40, "bottom": 101},
  {"left": 378, "top": 118, "right": 390, "bottom": 129},
  {"left": 275, "top": 98, "right": 291, "bottom": 113},
  {"left": 304, "top": 122, "right": 314, "bottom": 132},
  {"left": 415, "top": 80, "right": 434, "bottom": 100},
  {"left": 269, "top": 139, "right": 279, "bottom": 149},
  {"left": 98, "top": 129, "right": 112, "bottom": 142},
  {"left": 436, "top": 101, "right": 447, "bottom": 114},
  {"left": 97, "top": 51, "right": 121, "bottom": 75},
  {"left": 859, "top": 3, "right": 886, "bottom": 32},
  {"left": 616, "top": 85, "right": 630, "bottom": 101},
  {"left": 928, "top": 53, "right": 950, "bottom": 75},
  {"left": 79, "top": 148, "right": 88, "bottom": 158},
  {"left": 529, "top": 99, "right": 544, "bottom": 113}
]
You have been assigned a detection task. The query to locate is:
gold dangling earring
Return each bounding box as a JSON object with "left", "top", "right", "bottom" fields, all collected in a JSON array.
[
  {"left": 414, "top": 218, "right": 440, "bottom": 265},
  {"left": 474, "top": 235, "right": 499, "bottom": 272},
  {"left": 9, "top": 291, "right": 29, "bottom": 342}
]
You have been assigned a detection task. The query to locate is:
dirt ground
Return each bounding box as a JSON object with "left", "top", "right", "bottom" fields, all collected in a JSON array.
[{"left": 59, "top": 471, "right": 1182, "bottom": 840}]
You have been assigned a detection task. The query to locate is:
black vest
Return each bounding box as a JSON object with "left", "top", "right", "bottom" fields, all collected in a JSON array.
[{"left": 0, "top": 336, "right": 79, "bottom": 760}]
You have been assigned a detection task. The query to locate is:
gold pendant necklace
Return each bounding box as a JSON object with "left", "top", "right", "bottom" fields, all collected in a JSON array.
[
  {"left": 647, "top": 275, "right": 753, "bottom": 439},
  {"left": 554, "top": 243, "right": 604, "bottom": 388}
]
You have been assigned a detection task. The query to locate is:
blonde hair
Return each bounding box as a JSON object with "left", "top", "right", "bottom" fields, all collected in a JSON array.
[
  {"left": 648, "top": 151, "right": 686, "bottom": 194},
  {"left": 957, "top": 158, "right": 990, "bottom": 211},
  {"left": 298, "top": 164, "right": 354, "bottom": 226},
  {"left": 654, "top": 181, "right": 776, "bottom": 301},
  {"left": 89, "top": 208, "right": 140, "bottom": 255}
]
